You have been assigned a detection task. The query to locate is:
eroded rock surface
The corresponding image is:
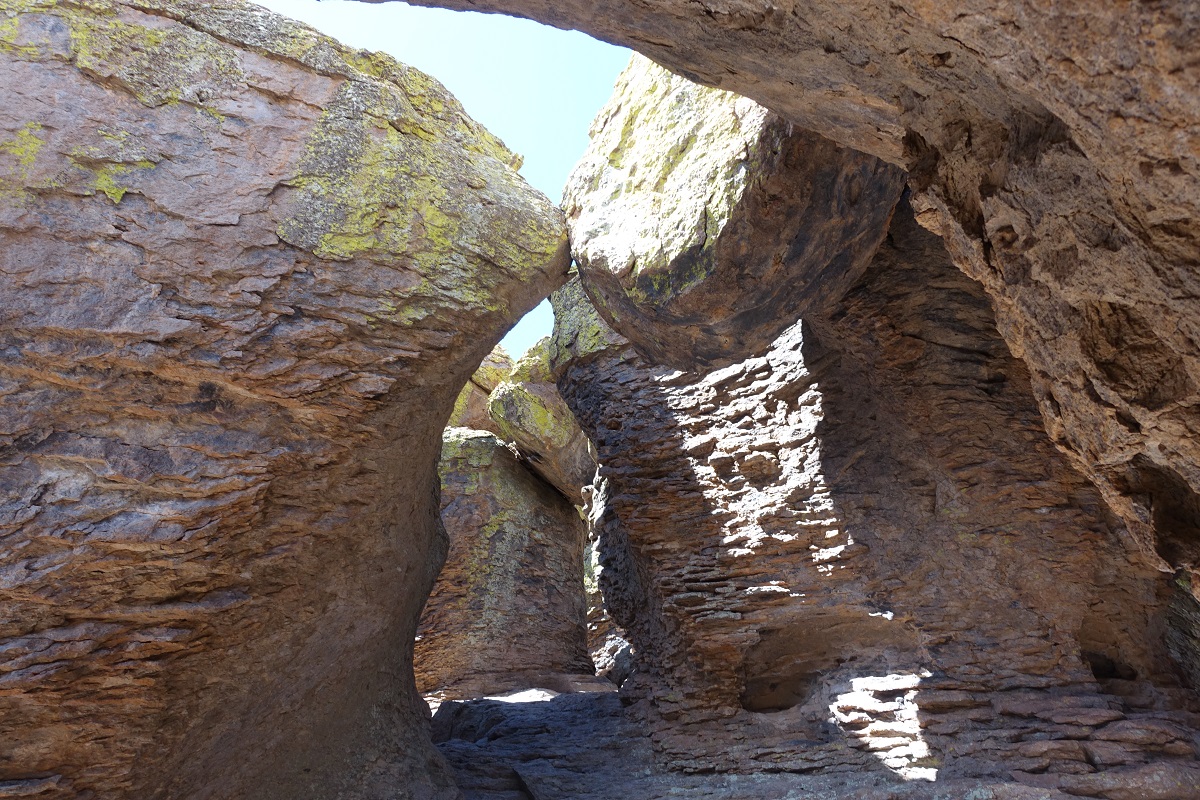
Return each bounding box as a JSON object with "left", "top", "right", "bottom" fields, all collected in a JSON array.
[
  {"left": 417, "top": 429, "right": 594, "bottom": 700},
  {"left": 485, "top": 338, "right": 596, "bottom": 504},
  {"left": 448, "top": 345, "right": 514, "bottom": 433},
  {"left": 564, "top": 55, "right": 905, "bottom": 370},
  {"left": 0, "top": 3, "right": 568, "bottom": 798},
  {"left": 399, "top": 0, "right": 1200, "bottom": 606},
  {"left": 555, "top": 207, "right": 1200, "bottom": 796},
  {"left": 549, "top": 63, "right": 1200, "bottom": 792}
]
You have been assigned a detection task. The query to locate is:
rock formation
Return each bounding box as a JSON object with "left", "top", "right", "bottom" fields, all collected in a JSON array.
[
  {"left": 5, "top": 0, "right": 1200, "bottom": 798},
  {"left": 485, "top": 338, "right": 597, "bottom": 504},
  {"left": 564, "top": 55, "right": 905, "bottom": 371},
  {"left": 0, "top": 2, "right": 568, "bottom": 798},
  {"left": 447, "top": 345, "right": 514, "bottom": 433},
  {"left": 548, "top": 60, "right": 1200, "bottom": 796},
  {"left": 400, "top": 0, "right": 1200, "bottom": 598},
  {"left": 416, "top": 428, "right": 593, "bottom": 701}
]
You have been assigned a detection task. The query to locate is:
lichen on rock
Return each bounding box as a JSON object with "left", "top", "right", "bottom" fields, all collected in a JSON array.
[
  {"left": 486, "top": 337, "right": 598, "bottom": 503},
  {"left": 0, "top": 2, "right": 568, "bottom": 798}
]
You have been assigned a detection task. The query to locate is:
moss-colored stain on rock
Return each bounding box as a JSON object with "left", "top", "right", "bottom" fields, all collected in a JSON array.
[
  {"left": 0, "top": 3, "right": 570, "bottom": 799},
  {"left": 0, "top": 121, "right": 43, "bottom": 176}
]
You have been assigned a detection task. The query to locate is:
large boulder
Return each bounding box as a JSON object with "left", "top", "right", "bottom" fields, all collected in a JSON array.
[
  {"left": 401, "top": 0, "right": 1200, "bottom": 609},
  {"left": 549, "top": 67, "right": 1200, "bottom": 790},
  {"left": 0, "top": 2, "right": 568, "bottom": 798},
  {"left": 485, "top": 337, "right": 597, "bottom": 503},
  {"left": 448, "top": 344, "right": 514, "bottom": 433},
  {"left": 417, "top": 428, "right": 594, "bottom": 700},
  {"left": 563, "top": 55, "right": 905, "bottom": 370}
]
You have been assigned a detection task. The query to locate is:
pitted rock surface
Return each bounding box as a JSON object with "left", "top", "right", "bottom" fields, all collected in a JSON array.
[
  {"left": 0, "top": 2, "right": 568, "bottom": 798},
  {"left": 398, "top": 0, "right": 1200, "bottom": 607},
  {"left": 417, "top": 429, "right": 594, "bottom": 701}
]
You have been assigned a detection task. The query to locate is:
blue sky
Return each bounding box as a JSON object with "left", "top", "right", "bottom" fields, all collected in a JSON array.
[{"left": 254, "top": 0, "right": 630, "bottom": 357}]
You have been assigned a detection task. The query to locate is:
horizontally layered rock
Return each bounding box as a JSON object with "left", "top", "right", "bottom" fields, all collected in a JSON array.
[
  {"left": 485, "top": 337, "right": 596, "bottom": 503},
  {"left": 447, "top": 345, "right": 514, "bottom": 433},
  {"left": 401, "top": 0, "right": 1200, "bottom": 605},
  {"left": 416, "top": 429, "right": 593, "bottom": 700},
  {"left": 563, "top": 56, "right": 905, "bottom": 370},
  {"left": 0, "top": 3, "right": 568, "bottom": 798},
  {"left": 550, "top": 66, "right": 1200, "bottom": 795}
]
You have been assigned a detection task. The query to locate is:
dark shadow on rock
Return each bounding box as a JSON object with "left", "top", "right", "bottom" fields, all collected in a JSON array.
[
  {"left": 804, "top": 198, "right": 1197, "bottom": 785},
  {"left": 543, "top": 199, "right": 1200, "bottom": 790}
]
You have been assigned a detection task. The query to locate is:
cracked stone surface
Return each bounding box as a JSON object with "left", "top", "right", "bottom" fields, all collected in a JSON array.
[
  {"left": 397, "top": 0, "right": 1200, "bottom": 604},
  {"left": 0, "top": 2, "right": 568, "bottom": 798}
]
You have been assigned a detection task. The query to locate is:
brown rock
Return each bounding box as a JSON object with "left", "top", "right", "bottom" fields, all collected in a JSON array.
[
  {"left": 564, "top": 56, "right": 905, "bottom": 371},
  {"left": 1058, "top": 762, "right": 1200, "bottom": 800},
  {"left": 486, "top": 337, "right": 597, "bottom": 503},
  {"left": 447, "top": 345, "right": 515, "bottom": 433},
  {"left": 1094, "top": 718, "right": 1195, "bottom": 749},
  {"left": 417, "top": 428, "right": 594, "bottom": 700},
  {"left": 400, "top": 0, "right": 1200, "bottom": 632},
  {"left": 0, "top": 2, "right": 568, "bottom": 798}
]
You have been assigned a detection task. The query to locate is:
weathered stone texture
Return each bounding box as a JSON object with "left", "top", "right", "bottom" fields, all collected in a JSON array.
[
  {"left": 416, "top": 428, "right": 593, "bottom": 700},
  {"left": 485, "top": 337, "right": 596, "bottom": 503},
  {"left": 447, "top": 345, "right": 514, "bottom": 433},
  {"left": 564, "top": 55, "right": 905, "bottom": 371},
  {"left": 556, "top": 204, "right": 1200, "bottom": 792},
  {"left": 548, "top": 59, "right": 1200, "bottom": 785},
  {"left": 0, "top": 2, "right": 568, "bottom": 798},
  {"left": 398, "top": 0, "right": 1200, "bottom": 611}
]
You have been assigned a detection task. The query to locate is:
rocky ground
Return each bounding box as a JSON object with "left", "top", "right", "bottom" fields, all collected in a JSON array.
[{"left": 431, "top": 691, "right": 1121, "bottom": 800}]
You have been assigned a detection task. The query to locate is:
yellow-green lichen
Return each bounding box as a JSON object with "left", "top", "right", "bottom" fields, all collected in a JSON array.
[
  {"left": 0, "top": 122, "right": 45, "bottom": 179},
  {"left": 278, "top": 82, "right": 450, "bottom": 266},
  {"left": 90, "top": 160, "right": 152, "bottom": 203},
  {"left": 5, "top": 0, "right": 243, "bottom": 112}
]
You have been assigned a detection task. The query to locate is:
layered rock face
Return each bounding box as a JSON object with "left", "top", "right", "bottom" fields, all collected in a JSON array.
[
  {"left": 416, "top": 429, "right": 593, "bottom": 700},
  {"left": 447, "top": 346, "right": 515, "bottom": 433},
  {"left": 550, "top": 62, "right": 1200, "bottom": 796},
  {"left": 0, "top": 3, "right": 568, "bottom": 798},
  {"left": 486, "top": 338, "right": 597, "bottom": 504},
  {"left": 401, "top": 0, "right": 1200, "bottom": 597}
]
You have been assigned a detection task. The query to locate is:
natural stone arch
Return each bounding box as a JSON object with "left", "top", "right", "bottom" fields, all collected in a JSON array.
[{"left": 0, "top": 3, "right": 566, "bottom": 798}]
